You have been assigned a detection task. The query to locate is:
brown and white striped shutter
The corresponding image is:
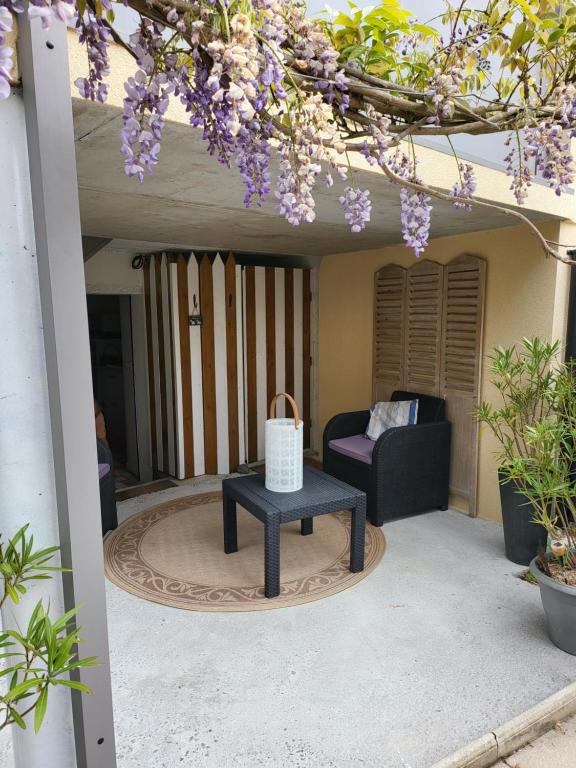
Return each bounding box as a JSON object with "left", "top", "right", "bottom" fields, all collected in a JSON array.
[
  {"left": 142, "top": 252, "right": 179, "bottom": 478},
  {"left": 404, "top": 260, "right": 444, "bottom": 396},
  {"left": 145, "top": 256, "right": 313, "bottom": 477},
  {"left": 373, "top": 264, "right": 407, "bottom": 401},
  {"left": 244, "top": 266, "right": 312, "bottom": 463},
  {"left": 441, "top": 254, "right": 486, "bottom": 516}
]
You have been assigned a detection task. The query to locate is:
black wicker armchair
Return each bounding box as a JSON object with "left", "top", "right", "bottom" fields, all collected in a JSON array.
[{"left": 323, "top": 390, "right": 451, "bottom": 526}]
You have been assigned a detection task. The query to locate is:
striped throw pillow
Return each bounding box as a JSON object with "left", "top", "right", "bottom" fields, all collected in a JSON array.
[{"left": 365, "top": 400, "right": 419, "bottom": 441}]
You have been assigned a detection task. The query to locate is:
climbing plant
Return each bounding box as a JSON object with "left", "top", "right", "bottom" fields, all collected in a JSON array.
[{"left": 1, "top": 0, "right": 575, "bottom": 259}]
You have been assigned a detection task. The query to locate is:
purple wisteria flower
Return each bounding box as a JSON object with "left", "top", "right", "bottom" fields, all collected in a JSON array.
[
  {"left": 450, "top": 163, "right": 476, "bottom": 209},
  {"left": 27, "top": 0, "right": 75, "bottom": 29},
  {"left": 400, "top": 187, "right": 432, "bottom": 257},
  {"left": 0, "top": 5, "right": 13, "bottom": 100},
  {"left": 426, "top": 65, "right": 464, "bottom": 125},
  {"left": 120, "top": 21, "right": 179, "bottom": 181},
  {"left": 361, "top": 105, "right": 392, "bottom": 168},
  {"left": 75, "top": 8, "right": 112, "bottom": 103},
  {"left": 555, "top": 83, "right": 576, "bottom": 136},
  {"left": 0, "top": 0, "right": 78, "bottom": 101},
  {"left": 524, "top": 121, "right": 575, "bottom": 197},
  {"left": 504, "top": 134, "right": 531, "bottom": 205},
  {"left": 276, "top": 135, "right": 320, "bottom": 225},
  {"left": 340, "top": 187, "right": 372, "bottom": 233}
]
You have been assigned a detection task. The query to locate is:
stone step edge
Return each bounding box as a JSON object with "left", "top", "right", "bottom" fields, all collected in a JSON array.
[{"left": 430, "top": 681, "right": 576, "bottom": 768}]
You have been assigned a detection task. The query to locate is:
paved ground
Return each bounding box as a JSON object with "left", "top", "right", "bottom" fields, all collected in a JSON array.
[
  {"left": 2, "top": 479, "right": 575, "bottom": 767},
  {"left": 493, "top": 714, "right": 576, "bottom": 768}
]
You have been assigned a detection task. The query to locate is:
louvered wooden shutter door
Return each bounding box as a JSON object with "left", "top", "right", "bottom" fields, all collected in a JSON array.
[
  {"left": 373, "top": 265, "right": 407, "bottom": 401},
  {"left": 404, "top": 260, "right": 444, "bottom": 395},
  {"left": 441, "top": 254, "right": 486, "bottom": 516}
]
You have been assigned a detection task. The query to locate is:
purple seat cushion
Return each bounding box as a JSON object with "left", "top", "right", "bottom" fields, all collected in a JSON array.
[
  {"left": 98, "top": 462, "right": 111, "bottom": 480},
  {"left": 328, "top": 435, "right": 374, "bottom": 465}
]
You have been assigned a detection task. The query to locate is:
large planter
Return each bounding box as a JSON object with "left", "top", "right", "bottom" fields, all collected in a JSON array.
[
  {"left": 530, "top": 558, "right": 576, "bottom": 656},
  {"left": 499, "top": 471, "right": 547, "bottom": 566}
]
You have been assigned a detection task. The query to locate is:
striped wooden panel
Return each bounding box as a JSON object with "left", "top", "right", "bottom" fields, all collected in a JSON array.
[
  {"left": 212, "top": 254, "right": 230, "bottom": 474},
  {"left": 242, "top": 266, "right": 310, "bottom": 463},
  {"left": 143, "top": 258, "right": 314, "bottom": 475},
  {"left": 284, "top": 268, "right": 294, "bottom": 397},
  {"left": 236, "top": 263, "right": 246, "bottom": 466},
  {"left": 441, "top": 254, "right": 486, "bottom": 516},
  {"left": 154, "top": 254, "right": 169, "bottom": 471},
  {"left": 188, "top": 254, "right": 205, "bottom": 475},
  {"left": 160, "top": 255, "right": 176, "bottom": 476},
  {"left": 198, "top": 253, "right": 218, "bottom": 474},
  {"left": 302, "top": 269, "right": 311, "bottom": 448},
  {"left": 373, "top": 264, "right": 407, "bottom": 402},
  {"left": 225, "top": 254, "right": 240, "bottom": 472},
  {"left": 255, "top": 268, "right": 267, "bottom": 459},
  {"left": 265, "top": 267, "right": 276, "bottom": 411},
  {"left": 293, "top": 269, "right": 304, "bottom": 426},
  {"left": 274, "top": 268, "right": 286, "bottom": 417},
  {"left": 245, "top": 266, "right": 258, "bottom": 463},
  {"left": 142, "top": 257, "right": 158, "bottom": 472},
  {"left": 176, "top": 255, "right": 193, "bottom": 478},
  {"left": 167, "top": 257, "right": 180, "bottom": 476},
  {"left": 404, "top": 260, "right": 444, "bottom": 396},
  {"left": 149, "top": 256, "right": 164, "bottom": 472}
]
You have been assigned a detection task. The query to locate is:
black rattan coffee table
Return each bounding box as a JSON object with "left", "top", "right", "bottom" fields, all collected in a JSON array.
[{"left": 222, "top": 466, "right": 366, "bottom": 598}]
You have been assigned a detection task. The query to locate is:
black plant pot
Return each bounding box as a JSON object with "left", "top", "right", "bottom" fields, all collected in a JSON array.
[{"left": 498, "top": 471, "right": 547, "bottom": 566}]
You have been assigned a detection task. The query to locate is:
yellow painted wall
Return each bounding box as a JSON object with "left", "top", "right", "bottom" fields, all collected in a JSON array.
[{"left": 318, "top": 221, "right": 570, "bottom": 523}]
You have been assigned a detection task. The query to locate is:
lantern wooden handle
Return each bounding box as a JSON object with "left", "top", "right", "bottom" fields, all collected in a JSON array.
[{"left": 269, "top": 392, "right": 300, "bottom": 429}]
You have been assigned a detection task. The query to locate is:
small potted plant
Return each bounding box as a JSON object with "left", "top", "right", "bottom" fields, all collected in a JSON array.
[
  {"left": 475, "top": 338, "right": 555, "bottom": 565},
  {"left": 505, "top": 369, "right": 576, "bottom": 656}
]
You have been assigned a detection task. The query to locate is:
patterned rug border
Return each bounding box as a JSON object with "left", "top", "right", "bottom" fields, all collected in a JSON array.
[{"left": 105, "top": 490, "right": 386, "bottom": 612}]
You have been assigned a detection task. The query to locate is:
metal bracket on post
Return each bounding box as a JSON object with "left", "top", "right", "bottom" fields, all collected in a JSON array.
[{"left": 17, "top": 14, "right": 117, "bottom": 768}]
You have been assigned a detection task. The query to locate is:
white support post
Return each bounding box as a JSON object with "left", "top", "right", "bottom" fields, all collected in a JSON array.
[
  {"left": 0, "top": 12, "right": 118, "bottom": 768},
  {"left": 0, "top": 87, "right": 77, "bottom": 768}
]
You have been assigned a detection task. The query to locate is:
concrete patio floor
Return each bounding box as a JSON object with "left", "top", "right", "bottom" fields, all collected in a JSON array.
[{"left": 2, "top": 480, "right": 575, "bottom": 768}]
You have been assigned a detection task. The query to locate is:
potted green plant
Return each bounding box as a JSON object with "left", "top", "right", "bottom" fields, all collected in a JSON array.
[
  {"left": 477, "top": 338, "right": 576, "bottom": 655},
  {"left": 475, "top": 338, "right": 555, "bottom": 565},
  {"left": 1, "top": 524, "right": 97, "bottom": 732}
]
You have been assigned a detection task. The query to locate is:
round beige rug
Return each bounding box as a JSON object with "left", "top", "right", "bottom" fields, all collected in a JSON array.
[{"left": 104, "top": 491, "right": 385, "bottom": 611}]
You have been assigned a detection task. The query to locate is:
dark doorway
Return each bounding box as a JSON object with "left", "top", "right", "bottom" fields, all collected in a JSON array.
[{"left": 87, "top": 295, "right": 139, "bottom": 485}]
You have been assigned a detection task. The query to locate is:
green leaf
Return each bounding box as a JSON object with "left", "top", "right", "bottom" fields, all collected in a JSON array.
[
  {"left": 548, "top": 28, "right": 565, "bottom": 42},
  {"left": 514, "top": 0, "right": 539, "bottom": 24},
  {"left": 53, "top": 679, "right": 92, "bottom": 693},
  {"left": 509, "top": 22, "right": 533, "bottom": 53},
  {"left": 10, "top": 708, "right": 27, "bottom": 730},
  {"left": 334, "top": 12, "right": 356, "bottom": 29},
  {"left": 4, "top": 679, "right": 42, "bottom": 702},
  {"left": 34, "top": 687, "right": 48, "bottom": 734}
]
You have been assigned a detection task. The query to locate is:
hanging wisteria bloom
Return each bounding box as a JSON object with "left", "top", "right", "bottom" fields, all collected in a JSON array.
[
  {"left": 524, "top": 121, "right": 575, "bottom": 197},
  {"left": 74, "top": 8, "right": 112, "bottom": 103},
  {"left": 504, "top": 134, "right": 531, "bottom": 205},
  {"left": 450, "top": 164, "right": 476, "bottom": 210},
  {"left": 426, "top": 65, "right": 464, "bottom": 125},
  {"left": 120, "top": 21, "right": 179, "bottom": 181},
  {"left": 0, "top": 6, "right": 13, "bottom": 100},
  {"left": 340, "top": 187, "right": 372, "bottom": 233},
  {"left": 2, "top": 0, "right": 576, "bottom": 263},
  {"left": 400, "top": 188, "right": 432, "bottom": 257}
]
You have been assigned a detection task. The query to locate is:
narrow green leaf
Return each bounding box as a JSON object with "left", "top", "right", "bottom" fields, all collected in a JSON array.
[{"left": 34, "top": 687, "right": 48, "bottom": 734}]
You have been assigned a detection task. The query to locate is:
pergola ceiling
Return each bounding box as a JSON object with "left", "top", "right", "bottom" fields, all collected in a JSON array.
[{"left": 73, "top": 99, "right": 556, "bottom": 260}]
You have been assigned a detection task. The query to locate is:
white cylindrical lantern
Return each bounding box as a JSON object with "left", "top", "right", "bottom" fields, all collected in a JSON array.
[{"left": 265, "top": 392, "right": 304, "bottom": 493}]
